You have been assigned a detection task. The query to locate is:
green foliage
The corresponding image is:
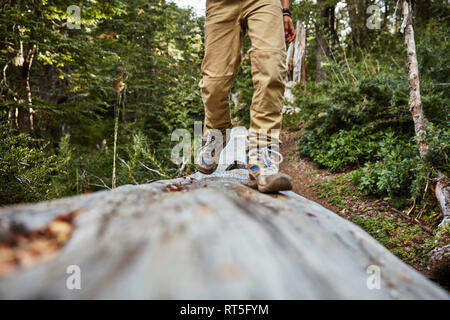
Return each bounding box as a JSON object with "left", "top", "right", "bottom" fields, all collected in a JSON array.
[
  {"left": 300, "top": 128, "right": 415, "bottom": 173},
  {"left": 291, "top": 39, "right": 449, "bottom": 202},
  {"left": 350, "top": 215, "right": 447, "bottom": 264},
  {"left": 422, "top": 124, "right": 450, "bottom": 174},
  {"left": 0, "top": 126, "right": 61, "bottom": 204},
  {"left": 315, "top": 175, "right": 359, "bottom": 209},
  {"left": 50, "top": 133, "right": 114, "bottom": 198},
  {"left": 117, "top": 131, "right": 171, "bottom": 185},
  {"left": 347, "top": 138, "right": 420, "bottom": 199},
  {"left": 0, "top": 1, "right": 204, "bottom": 205},
  {"left": 1, "top": 0, "right": 449, "bottom": 213}
]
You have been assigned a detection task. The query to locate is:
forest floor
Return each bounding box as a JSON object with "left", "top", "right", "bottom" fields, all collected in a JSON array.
[{"left": 279, "top": 129, "right": 449, "bottom": 281}]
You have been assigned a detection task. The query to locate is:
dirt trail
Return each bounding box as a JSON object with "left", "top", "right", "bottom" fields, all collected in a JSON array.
[{"left": 279, "top": 130, "right": 339, "bottom": 212}]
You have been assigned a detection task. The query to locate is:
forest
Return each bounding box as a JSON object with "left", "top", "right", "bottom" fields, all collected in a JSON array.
[{"left": 0, "top": 0, "right": 449, "bottom": 277}]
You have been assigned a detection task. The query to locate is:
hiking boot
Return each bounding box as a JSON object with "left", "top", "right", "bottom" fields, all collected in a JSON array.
[
  {"left": 247, "top": 146, "right": 292, "bottom": 193},
  {"left": 196, "top": 130, "right": 227, "bottom": 175}
]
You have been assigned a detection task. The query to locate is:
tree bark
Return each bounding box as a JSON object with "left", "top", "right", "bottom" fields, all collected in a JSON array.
[
  {"left": 427, "top": 245, "right": 450, "bottom": 286},
  {"left": 401, "top": 1, "right": 449, "bottom": 278},
  {"left": 286, "top": 21, "right": 307, "bottom": 84},
  {"left": 402, "top": 0, "right": 428, "bottom": 157},
  {"left": 315, "top": 0, "right": 331, "bottom": 82},
  {"left": 435, "top": 172, "right": 450, "bottom": 227},
  {"left": 347, "top": 0, "right": 367, "bottom": 47},
  {"left": 401, "top": 0, "right": 450, "bottom": 229},
  {"left": 25, "top": 44, "right": 37, "bottom": 134}
]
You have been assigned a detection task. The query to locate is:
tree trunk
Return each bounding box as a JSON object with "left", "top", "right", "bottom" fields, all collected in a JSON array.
[
  {"left": 347, "top": 0, "right": 367, "bottom": 48},
  {"left": 286, "top": 21, "right": 307, "bottom": 84},
  {"left": 327, "top": 4, "right": 338, "bottom": 44},
  {"left": 401, "top": 1, "right": 449, "bottom": 277},
  {"left": 315, "top": 0, "right": 331, "bottom": 82},
  {"left": 402, "top": 0, "right": 428, "bottom": 157},
  {"left": 8, "top": 107, "right": 15, "bottom": 129},
  {"left": 427, "top": 245, "right": 450, "bottom": 286},
  {"left": 401, "top": 0, "right": 450, "bottom": 229},
  {"left": 25, "top": 44, "right": 37, "bottom": 134},
  {"left": 435, "top": 172, "right": 450, "bottom": 227},
  {"left": 112, "top": 92, "right": 122, "bottom": 189},
  {"left": 284, "top": 21, "right": 307, "bottom": 114},
  {"left": 0, "top": 129, "right": 448, "bottom": 299}
]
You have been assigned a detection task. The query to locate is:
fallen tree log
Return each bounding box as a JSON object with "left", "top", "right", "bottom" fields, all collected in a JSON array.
[
  {"left": 428, "top": 245, "right": 450, "bottom": 286},
  {"left": 436, "top": 172, "right": 450, "bottom": 228},
  {"left": 0, "top": 169, "right": 448, "bottom": 299}
]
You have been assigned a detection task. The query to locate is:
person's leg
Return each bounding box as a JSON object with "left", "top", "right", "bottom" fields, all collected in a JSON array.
[
  {"left": 197, "top": 0, "right": 243, "bottom": 174},
  {"left": 243, "top": 0, "right": 292, "bottom": 192},
  {"left": 244, "top": 0, "right": 286, "bottom": 148},
  {"left": 200, "top": 0, "right": 244, "bottom": 134}
]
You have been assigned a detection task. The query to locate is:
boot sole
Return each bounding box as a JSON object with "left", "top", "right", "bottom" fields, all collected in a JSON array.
[
  {"left": 247, "top": 176, "right": 292, "bottom": 193},
  {"left": 247, "top": 179, "right": 258, "bottom": 189},
  {"left": 196, "top": 164, "right": 218, "bottom": 175},
  {"left": 258, "top": 177, "right": 292, "bottom": 193}
]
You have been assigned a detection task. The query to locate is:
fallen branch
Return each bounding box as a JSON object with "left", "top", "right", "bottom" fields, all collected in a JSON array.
[
  {"left": 387, "top": 204, "right": 433, "bottom": 235},
  {"left": 177, "top": 155, "right": 188, "bottom": 177},
  {"left": 90, "top": 175, "right": 111, "bottom": 190},
  {"left": 138, "top": 160, "right": 168, "bottom": 177}
]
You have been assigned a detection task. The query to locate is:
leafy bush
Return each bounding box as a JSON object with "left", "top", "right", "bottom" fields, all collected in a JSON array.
[
  {"left": 299, "top": 128, "right": 413, "bottom": 172},
  {"left": 291, "top": 45, "right": 449, "bottom": 202},
  {"left": 117, "top": 131, "right": 172, "bottom": 185},
  {"left": 0, "top": 126, "right": 62, "bottom": 205},
  {"left": 348, "top": 139, "right": 419, "bottom": 198}
]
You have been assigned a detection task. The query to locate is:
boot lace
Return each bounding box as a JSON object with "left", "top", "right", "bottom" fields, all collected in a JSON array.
[
  {"left": 200, "top": 131, "right": 222, "bottom": 160},
  {"left": 258, "top": 146, "right": 283, "bottom": 175}
]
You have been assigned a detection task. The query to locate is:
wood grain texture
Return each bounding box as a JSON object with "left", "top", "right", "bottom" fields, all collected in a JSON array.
[{"left": 0, "top": 170, "right": 448, "bottom": 299}]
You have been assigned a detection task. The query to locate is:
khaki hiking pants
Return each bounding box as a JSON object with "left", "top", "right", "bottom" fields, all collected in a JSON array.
[{"left": 200, "top": 0, "right": 287, "bottom": 146}]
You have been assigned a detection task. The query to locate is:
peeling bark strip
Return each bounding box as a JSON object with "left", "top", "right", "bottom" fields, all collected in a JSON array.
[
  {"left": 0, "top": 170, "right": 448, "bottom": 299},
  {"left": 0, "top": 211, "right": 78, "bottom": 277},
  {"left": 401, "top": 1, "right": 428, "bottom": 157}
]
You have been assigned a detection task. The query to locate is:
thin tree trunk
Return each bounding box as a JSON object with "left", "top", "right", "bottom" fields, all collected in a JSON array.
[
  {"left": 347, "top": 0, "right": 366, "bottom": 47},
  {"left": 402, "top": 1, "right": 428, "bottom": 157},
  {"left": 315, "top": 28, "right": 327, "bottom": 82},
  {"left": 8, "top": 108, "right": 14, "bottom": 128},
  {"left": 112, "top": 92, "right": 121, "bottom": 189},
  {"left": 401, "top": 0, "right": 449, "bottom": 228},
  {"left": 15, "top": 108, "right": 19, "bottom": 128},
  {"left": 25, "top": 44, "right": 37, "bottom": 134},
  {"left": 315, "top": 0, "right": 334, "bottom": 82},
  {"left": 327, "top": 5, "right": 338, "bottom": 44}
]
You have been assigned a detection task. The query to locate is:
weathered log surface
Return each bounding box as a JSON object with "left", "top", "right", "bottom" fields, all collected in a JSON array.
[
  {"left": 428, "top": 245, "right": 450, "bottom": 285},
  {"left": 0, "top": 169, "right": 448, "bottom": 299}
]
